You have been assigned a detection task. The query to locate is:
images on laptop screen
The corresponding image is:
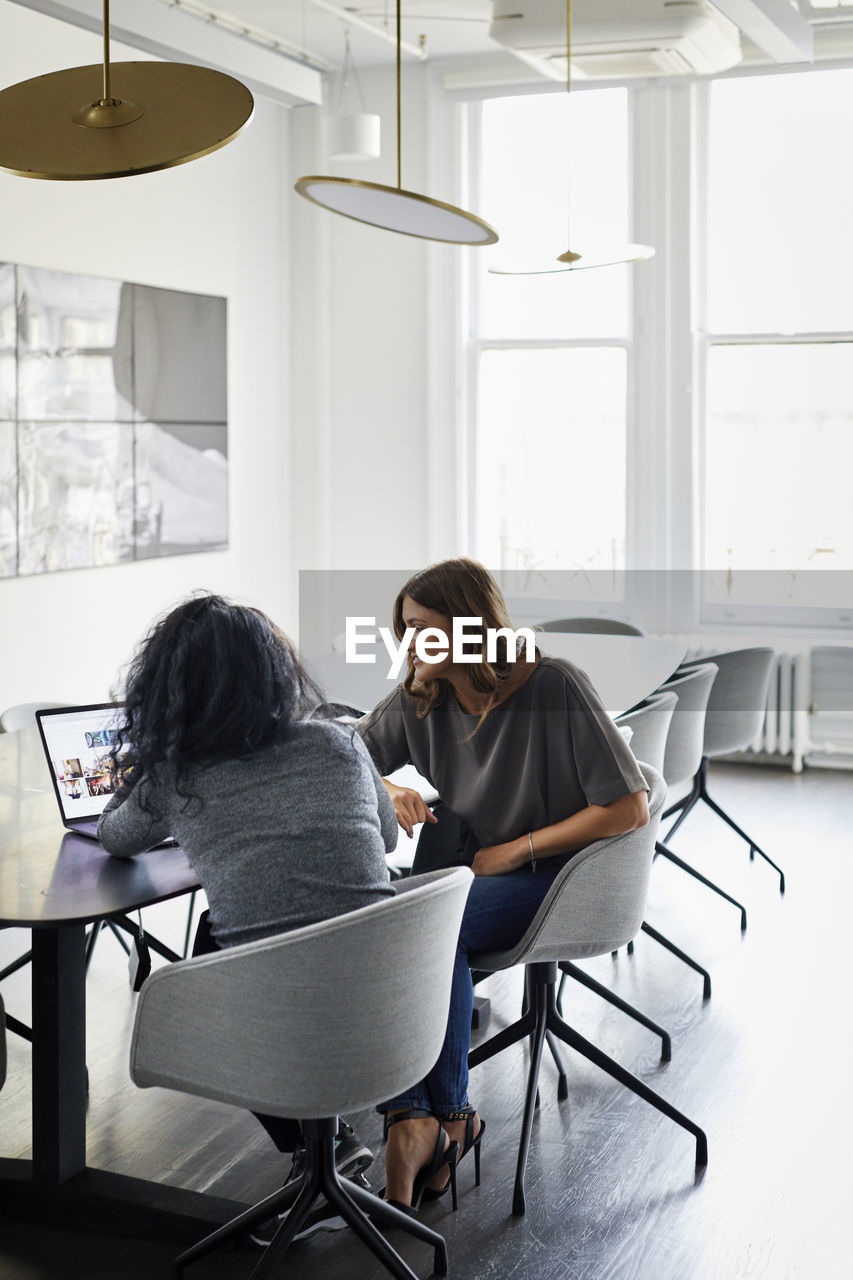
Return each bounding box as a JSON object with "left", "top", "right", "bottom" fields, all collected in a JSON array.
[{"left": 40, "top": 705, "right": 126, "bottom": 821}]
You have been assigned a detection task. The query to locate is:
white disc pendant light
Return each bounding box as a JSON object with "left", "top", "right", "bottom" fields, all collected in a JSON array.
[
  {"left": 489, "top": 0, "right": 652, "bottom": 275},
  {"left": 296, "top": 1, "right": 498, "bottom": 246}
]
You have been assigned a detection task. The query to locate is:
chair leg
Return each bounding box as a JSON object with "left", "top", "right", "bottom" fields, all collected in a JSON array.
[
  {"left": 513, "top": 980, "right": 549, "bottom": 1216},
  {"left": 0, "top": 949, "right": 33, "bottom": 982},
  {"left": 545, "top": 1030, "right": 569, "bottom": 1099},
  {"left": 4, "top": 1010, "right": 32, "bottom": 1042},
  {"left": 172, "top": 1176, "right": 305, "bottom": 1276},
  {"left": 544, "top": 984, "right": 708, "bottom": 1170},
  {"left": 247, "top": 1164, "right": 325, "bottom": 1280},
  {"left": 696, "top": 760, "right": 785, "bottom": 893},
  {"left": 469, "top": 964, "right": 708, "bottom": 1218},
  {"left": 175, "top": 1117, "right": 450, "bottom": 1280},
  {"left": 333, "top": 1175, "right": 449, "bottom": 1279},
  {"left": 640, "top": 922, "right": 712, "bottom": 1001},
  {"left": 657, "top": 841, "right": 748, "bottom": 932},
  {"left": 468, "top": 1002, "right": 537, "bottom": 1068},
  {"left": 106, "top": 919, "right": 132, "bottom": 956},
  {"left": 346, "top": 1178, "right": 449, "bottom": 1275},
  {"left": 182, "top": 890, "right": 199, "bottom": 959},
  {"left": 559, "top": 959, "right": 673, "bottom": 1060}
]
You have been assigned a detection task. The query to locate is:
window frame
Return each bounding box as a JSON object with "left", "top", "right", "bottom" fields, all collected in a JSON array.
[{"left": 448, "top": 66, "right": 853, "bottom": 636}]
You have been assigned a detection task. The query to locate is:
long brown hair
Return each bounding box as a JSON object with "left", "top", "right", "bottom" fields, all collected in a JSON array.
[{"left": 393, "top": 557, "right": 526, "bottom": 727}]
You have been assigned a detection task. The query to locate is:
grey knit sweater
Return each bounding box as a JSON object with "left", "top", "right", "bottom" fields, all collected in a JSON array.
[{"left": 98, "top": 719, "right": 397, "bottom": 947}]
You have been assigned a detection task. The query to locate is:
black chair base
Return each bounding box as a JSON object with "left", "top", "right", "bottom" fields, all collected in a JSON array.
[
  {"left": 557, "top": 959, "right": 674, "bottom": 1058},
  {"left": 172, "top": 1117, "right": 448, "bottom": 1280},
  {"left": 469, "top": 962, "right": 708, "bottom": 1217},
  {"left": 641, "top": 922, "right": 712, "bottom": 1001},
  {"left": 663, "top": 757, "right": 785, "bottom": 893},
  {"left": 656, "top": 839, "right": 748, "bottom": 932}
]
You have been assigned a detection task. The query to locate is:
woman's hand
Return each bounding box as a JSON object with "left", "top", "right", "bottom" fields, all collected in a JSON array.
[
  {"left": 382, "top": 780, "right": 439, "bottom": 839},
  {"left": 471, "top": 839, "right": 527, "bottom": 877}
]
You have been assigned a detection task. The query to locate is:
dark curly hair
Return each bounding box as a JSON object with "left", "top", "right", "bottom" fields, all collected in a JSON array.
[{"left": 110, "top": 593, "right": 319, "bottom": 808}]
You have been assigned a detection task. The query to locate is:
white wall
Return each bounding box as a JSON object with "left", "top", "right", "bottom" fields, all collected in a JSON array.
[
  {"left": 289, "top": 63, "right": 442, "bottom": 578},
  {"left": 0, "top": 2, "right": 292, "bottom": 708}
]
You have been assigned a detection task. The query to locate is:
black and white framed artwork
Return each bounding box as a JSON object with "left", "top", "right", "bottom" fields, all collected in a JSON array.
[{"left": 0, "top": 262, "right": 228, "bottom": 577}]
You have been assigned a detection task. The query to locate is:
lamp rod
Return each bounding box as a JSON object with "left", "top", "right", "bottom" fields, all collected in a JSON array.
[
  {"left": 396, "top": 0, "right": 402, "bottom": 189},
  {"left": 102, "top": 0, "right": 111, "bottom": 102}
]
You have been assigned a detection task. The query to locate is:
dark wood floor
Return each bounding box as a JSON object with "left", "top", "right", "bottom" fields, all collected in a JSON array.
[{"left": 1, "top": 763, "right": 850, "bottom": 1280}]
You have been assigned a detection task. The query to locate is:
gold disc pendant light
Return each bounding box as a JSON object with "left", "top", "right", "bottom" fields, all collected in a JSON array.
[
  {"left": 295, "top": 1, "right": 498, "bottom": 246},
  {"left": 0, "top": 1, "right": 254, "bottom": 181},
  {"left": 490, "top": 0, "right": 653, "bottom": 275}
]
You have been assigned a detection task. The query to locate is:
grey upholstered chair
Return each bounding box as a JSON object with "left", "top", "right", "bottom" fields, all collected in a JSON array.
[
  {"left": 654, "top": 665, "right": 750, "bottom": 932},
  {"left": 617, "top": 688, "right": 714, "bottom": 998},
  {"left": 130, "top": 866, "right": 473, "bottom": 1280},
  {"left": 0, "top": 700, "right": 67, "bottom": 732},
  {"left": 556, "top": 692, "right": 681, "bottom": 1053},
  {"left": 467, "top": 764, "right": 707, "bottom": 1217},
  {"left": 665, "top": 648, "right": 785, "bottom": 892},
  {"left": 534, "top": 617, "right": 645, "bottom": 636}
]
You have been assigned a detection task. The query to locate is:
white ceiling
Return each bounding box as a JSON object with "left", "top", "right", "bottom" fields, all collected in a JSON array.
[
  {"left": 176, "top": 1, "right": 498, "bottom": 71},
  {"left": 9, "top": 0, "right": 853, "bottom": 104},
  {"left": 174, "top": 0, "right": 853, "bottom": 73}
]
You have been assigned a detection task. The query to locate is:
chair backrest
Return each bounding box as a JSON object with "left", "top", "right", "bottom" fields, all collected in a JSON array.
[
  {"left": 130, "top": 866, "right": 472, "bottom": 1120},
  {"left": 0, "top": 701, "right": 68, "bottom": 733},
  {"left": 682, "top": 648, "right": 774, "bottom": 757},
  {"left": 658, "top": 665, "right": 718, "bottom": 790},
  {"left": 534, "top": 617, "right": 645, "bottom": 636},
  {"left": 615, "top": 690, "right": 677, "bottom": 776},
  {"left": 469, "top": 763, "right": 666, "bottom": 969},
  {"left": 0, "top": 994, "right": 6, "bottom": 1090}
]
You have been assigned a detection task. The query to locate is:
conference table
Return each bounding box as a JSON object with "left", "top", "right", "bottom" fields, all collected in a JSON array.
[
  {"left": 307, "top": 632, "right": 686, "bottom": 720},
  {"left": 0, "top": 634, "right": 684, "bottom": 1239},
  {"left": 0, "top": 725, "right": 245, "bottom": 1241}
]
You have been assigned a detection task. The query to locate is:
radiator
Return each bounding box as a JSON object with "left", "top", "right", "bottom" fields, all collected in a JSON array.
[
  {"left": 749, "top": 651, "right": 811, "bottom": 773},
  {"left": 680, "top": 642, "right": 811, "bottom": 773},
  {"left": 679, "top": 643, "right": 853, "bottom": 774}
]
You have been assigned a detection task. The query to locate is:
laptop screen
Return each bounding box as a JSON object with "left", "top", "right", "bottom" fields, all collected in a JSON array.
[{"left": 36, "top": 703, "right": 126, "bottom": 824}]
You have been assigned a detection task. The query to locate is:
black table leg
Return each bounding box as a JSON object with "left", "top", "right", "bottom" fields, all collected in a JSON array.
[
  {"left": 0, "top": 922, "right": 246, "bottom": 1243},
  {"left": 32, "top": 925, "right": 87, "bottom": 1184}
]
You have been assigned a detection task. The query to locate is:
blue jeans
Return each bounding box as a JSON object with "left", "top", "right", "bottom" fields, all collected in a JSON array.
[{"left": 379, "top": 860, "right": 566, "bottom": 1115}]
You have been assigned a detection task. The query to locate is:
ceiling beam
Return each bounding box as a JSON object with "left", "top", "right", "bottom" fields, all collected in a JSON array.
[
  {"left": 710, "top": 0, "right": 815, "bottom": 62},
  {"left": 7, "top": 0, "right": 325, "bottom": 105}
]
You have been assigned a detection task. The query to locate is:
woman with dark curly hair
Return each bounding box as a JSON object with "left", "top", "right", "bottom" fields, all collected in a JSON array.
[
  {"left": 98, "top": 592, "right": 396, "bottom": 1241},
  {"left": 357, "top": 558, "right": 649, "bottom": 1214}
]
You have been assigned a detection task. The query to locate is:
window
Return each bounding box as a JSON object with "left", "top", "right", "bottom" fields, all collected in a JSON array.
[
  {"left": 471, "top": 88, "right": 631, "bottom": 600},
  {"left": 703, "top": 69, "right": 853, "bottom": 620},
  {"left": 462, "top": 68, "right": 853, "bottom": 630}
]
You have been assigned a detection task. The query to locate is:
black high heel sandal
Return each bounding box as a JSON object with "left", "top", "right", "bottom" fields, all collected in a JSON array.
[
  {"left": 383, "top": 1108, "right": 459, "bottom": 1216},
  {"left": 423, "top": 1106, "right": 485, "bottom": 1201}
]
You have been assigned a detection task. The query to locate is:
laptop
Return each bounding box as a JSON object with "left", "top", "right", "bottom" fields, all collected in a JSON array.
[{"left": 36, "top": 702, "right": 134, "bottom": 841}]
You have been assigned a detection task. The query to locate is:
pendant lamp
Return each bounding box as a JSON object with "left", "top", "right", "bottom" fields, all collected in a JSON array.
[
  {"left": 0, "top": 0, "right": 254, "bottom": 181},
  {"left": 328, "top": 30, "right": 381, "bottom": 162},
  {"left": 489, "top": 0, "right": 653, "bottom": 275},
  {"left": 295, "top": 1, "right": 498, "bottom": 246}
]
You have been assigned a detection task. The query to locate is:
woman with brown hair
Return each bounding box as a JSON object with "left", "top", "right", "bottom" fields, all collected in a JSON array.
[{"left": 357, "top": 557, "right": 649, "bottom": 1214}]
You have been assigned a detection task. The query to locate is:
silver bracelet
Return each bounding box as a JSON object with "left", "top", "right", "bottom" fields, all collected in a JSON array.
[{"left": 528, "top": 831, "right": 536, "bottom": 873}]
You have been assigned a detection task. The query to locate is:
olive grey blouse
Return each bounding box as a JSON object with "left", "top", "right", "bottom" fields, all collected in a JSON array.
[{"left": 357, "top": 656, "right": 647, "bottom": 849}]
